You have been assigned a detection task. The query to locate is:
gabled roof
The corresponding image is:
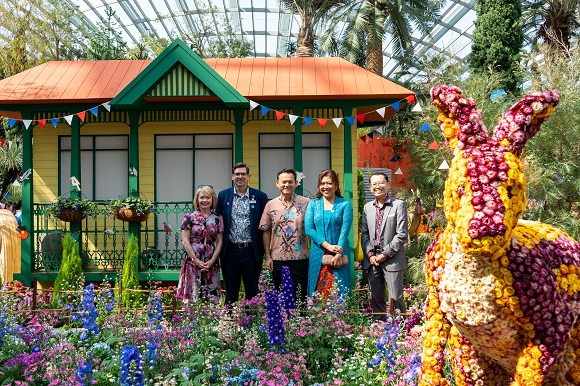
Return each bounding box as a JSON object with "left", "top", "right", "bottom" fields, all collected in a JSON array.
[
  {"left": 111, "top": 39, "right": 248, "bottom": 109},
  {"left": 0, "top": 45, "right": 414, "bottom": 110}
]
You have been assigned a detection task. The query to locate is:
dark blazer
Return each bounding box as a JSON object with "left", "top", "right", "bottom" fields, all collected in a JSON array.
[
  {"left": 361, "top": 197, "right": 408, "bottom": 271},
  {"left": 215, "top": 186, "right": 269, "bottom": 263}
]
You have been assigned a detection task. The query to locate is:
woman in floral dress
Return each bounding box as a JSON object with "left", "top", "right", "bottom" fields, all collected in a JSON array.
[{"left": 177, "top": 186, "right": 224, "bottom": 302}]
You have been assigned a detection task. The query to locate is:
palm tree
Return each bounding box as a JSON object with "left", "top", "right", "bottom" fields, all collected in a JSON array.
[
  {"left": 320, "top": 0, "right": 442, "bottom": 75},
  {"left": 279, "top": 0, "right": 347, "bottom": 57},
  {"left": 522, "top": 0, "right": 580, "bottom": 52}
]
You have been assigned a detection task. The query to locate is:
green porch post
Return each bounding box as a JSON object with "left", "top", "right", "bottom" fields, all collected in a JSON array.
[
  {"left": 233, "top": 109, "right": 244, "bottom": 163},
  {"left": 69, "top": 116, "right": 82, "bottom": 251},
  {"left": 293, "top": 106, "right": 303, "bottom": 195},
  {"left": 341, "top": 105, "right": 356, "bottom": 287},
  {"left": 19, "top": 111, "right": 34, "bottom": 286},
  {"left": 128, "top": 111, "right": 141, "bottom": 243}
]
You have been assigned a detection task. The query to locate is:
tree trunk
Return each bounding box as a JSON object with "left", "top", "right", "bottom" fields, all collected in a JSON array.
[
  {"left": 295, "top": 15, "right": 314, "bottom": 57},
  {"left": 366, "top": 31, "right": 383, "bottom": 75}
]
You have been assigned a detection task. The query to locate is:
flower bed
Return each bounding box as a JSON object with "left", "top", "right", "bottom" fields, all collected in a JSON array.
[{"left": 0, "top": 279, "right": 435, "bottom": 385}]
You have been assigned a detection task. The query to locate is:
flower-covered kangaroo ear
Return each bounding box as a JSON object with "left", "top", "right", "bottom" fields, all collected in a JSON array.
[
  {"left": 431, "top": 85, "right": 489, "bottom": 150},
  {"left": 491, "top": 90, "right": 560, "bottom": 156}
]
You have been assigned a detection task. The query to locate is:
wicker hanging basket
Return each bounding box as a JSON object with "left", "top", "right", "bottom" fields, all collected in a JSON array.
[
  {"left": 57, "top": 209, "right": 86, "bottom": 223},
  {"left": 113, "top": 207, "right": 149, "bottom": 223}
]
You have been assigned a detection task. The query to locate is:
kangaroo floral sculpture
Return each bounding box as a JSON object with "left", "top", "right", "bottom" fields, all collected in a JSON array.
[{"left": 419, "top": 85, "right": 580, "bottom": 385}]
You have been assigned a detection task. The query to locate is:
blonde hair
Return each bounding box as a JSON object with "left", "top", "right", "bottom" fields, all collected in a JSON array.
[{"left": 193, "top": 186, "right": 217, "bottom": 210}]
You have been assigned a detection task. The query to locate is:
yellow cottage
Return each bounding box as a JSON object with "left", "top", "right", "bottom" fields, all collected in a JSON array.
[{"left": 0, "top": 40, "right": 414, "bottom": 286}]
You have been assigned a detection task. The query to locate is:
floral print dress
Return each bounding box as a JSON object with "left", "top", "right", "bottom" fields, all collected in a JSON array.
[{"left": 177, "top": 210, "right": 224, "bottom": 302}]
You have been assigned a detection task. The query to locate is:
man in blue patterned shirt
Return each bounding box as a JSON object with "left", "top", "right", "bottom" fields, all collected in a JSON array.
[{"left": 216, "top": 162, "right": 268, "bottom": 304}]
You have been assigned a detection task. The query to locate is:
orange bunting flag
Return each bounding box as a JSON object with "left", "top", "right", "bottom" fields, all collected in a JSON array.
[
  {"left": 405, "top": 94, "right": 416, "bottom": 104},
  {"left": 318, "top": 118, "right": 327, "bottom": 128},
  {"left": 77, "top": 111, "right": 86, "bottom": 122},
  {"left": 356, "top": 113, "right": 365, "bottom": 124},
  {"left": 38, "top": 120, "right": 46, "bottom": 129},
  {"left": 428, "top": 140, "right": 440, "bottom": 150},
  {"left": 275, "top": 111, "right": 285, "bottom": 121}
]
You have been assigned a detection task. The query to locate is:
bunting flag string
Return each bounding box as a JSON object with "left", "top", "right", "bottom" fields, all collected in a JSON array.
[
  {"left": 0, "top": 101, "right": 112, "bottom": 130},
  {"left": 247, "top": 96, "right": 415, "bottom": 128}
]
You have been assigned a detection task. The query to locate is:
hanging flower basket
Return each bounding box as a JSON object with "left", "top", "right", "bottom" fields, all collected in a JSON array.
[
  {"left": 57, "top": 209, "right": 87, "bottom": 223},
  {"left": 112, "top": 207, "right": 149, "bottom": 223}
]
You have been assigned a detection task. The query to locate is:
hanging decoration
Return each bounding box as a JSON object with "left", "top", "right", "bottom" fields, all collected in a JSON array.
[{"left": 0, "top": 101, "right": 112, "bottom": 130}]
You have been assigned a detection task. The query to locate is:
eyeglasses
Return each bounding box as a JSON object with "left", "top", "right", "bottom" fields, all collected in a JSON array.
[
  {"left": 197, "top": 184, "right": 213, "bottom": 189},
  {"left": 370, "top": 181, "right": 387, "bottom": 187},
  {"left": 233, "top": 172, "right": 248, "bottom": 177}
]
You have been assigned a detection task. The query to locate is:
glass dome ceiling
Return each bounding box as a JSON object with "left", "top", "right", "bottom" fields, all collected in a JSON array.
[{"left": 63, "top": 0, "right": 475, "bottom": 82}]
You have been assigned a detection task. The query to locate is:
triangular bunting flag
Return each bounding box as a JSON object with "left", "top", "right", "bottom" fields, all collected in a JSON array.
[
  {"left": 8, "top": 118, "right": 16, "bottom": 128},
  {"left": 102, "top": 102, "right": 111, "bottom": 112},
  {"left": 249, "top": 100, "right": 260, "bottom": 110},
  {"left": 12, "top": 180, "right": 20, "bottom": 187},
  {"left": 367, "top": 132, "right": 374, "bottom": 139},
  {"left": 318, "top": 118, "right": 328, "bottom": 128},
  {"left": 275, "top": 111, "right": 285, "bottom": 121},
  {"left": 50, "top": 118, "right": 59, "bottom": 128},
  {"left": 0, "top": 139, "right": 4, "bottom": 147},
  {"left": 359, "top": 135, "right": 367, "bottom": 142},
  {"left": 4, "top": 192, "right": 11, "bottom": 198},
  {"left": 23, "top": 120, "right": 32, "bottom": 130},
  {"left": 64, "top": 115, "right": 73, "bottom": 125},
  {"left": 428, "top": 140, "right": 440, "bottom": 150},
  {"left": 38, "top": 120, "right": 46, "bottom": 129},
  {"left": 304, "top": 117, "right": 313, "bottom": 127},
  {"left": 332, "top": 118, "right": 342, "bottom": 127},
  {"left": 288, "top": 114, "right": 299, "bottom": 125},
  {"left": 390, "top": 102, "right": 400, "bottom": 112},
  {"left": 77, "top": 111, "right": 86, "bottom": 122},
  {"left": 260, "top": 106, "right": 271, "bottom": 116},
  {"left": 89, "top": 106, "right": 99, "bottom": 116},
  {"left": 8, "top": 141, "right": 12, "bottom": 149},
  {"left": 395, "top": 168, "right": 403, "bottom": 175},
  {"left": 356, "top": 113, "right": 365, "bottom": 124},
  {"left": 345, "top": 116, "right": 355, "bottom": 126},
  {"left": 16, "top": 141, "right": 20, "bottom": 147},
  {"left": 384, "top": 141, "right": 392, "bottom": 147},
  {"left": 420, "top": 122, "right": 430, "bottom": 131},
  {"left": 376, "top": 107, "right": 386, "bottom": 118},
  {"left": 438, "top": 160, "right": 450, "bottom": 170},
  {"left": 390, "top": 156, "right": 398, "bottom": 162},
  {"left": 405, "top": 95, "right": 416, "bottom": 104},
  {"left": 411, "top": 103, "right": 423, "bottom": 113}
]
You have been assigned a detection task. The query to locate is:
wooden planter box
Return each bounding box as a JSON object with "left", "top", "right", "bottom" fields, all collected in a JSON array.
[{"left": 113, "top": 208, "right": 149, "bottom": 223}]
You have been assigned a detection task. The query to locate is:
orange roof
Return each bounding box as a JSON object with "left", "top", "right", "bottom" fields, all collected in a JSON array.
[{"left": 0, "top": 57, "right": 413, "bottom": 105}]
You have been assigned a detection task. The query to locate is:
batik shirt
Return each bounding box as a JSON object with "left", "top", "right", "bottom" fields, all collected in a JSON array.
[
  {"left": 229, "top": 189, "right": 252, "bottom": 243},
  {"left": 259, "top": 194, "right": 310, "bottom": 261}
]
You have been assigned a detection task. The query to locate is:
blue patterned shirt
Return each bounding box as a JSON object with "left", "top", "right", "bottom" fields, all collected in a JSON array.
[{"left": 229, "top": 189, "right": 252, "bottom": 243}]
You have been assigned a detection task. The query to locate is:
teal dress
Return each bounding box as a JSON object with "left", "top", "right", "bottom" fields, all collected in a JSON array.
[{"left": 304, "top": 196, "right": 353, "bottom": 297}]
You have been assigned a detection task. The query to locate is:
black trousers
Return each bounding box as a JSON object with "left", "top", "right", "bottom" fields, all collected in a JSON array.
[
  {"left": 272, "top": 259, "right": 309, "bottom": 305},
  {"left": 221, "top": 244, "right": 260, "bottom": 304}
]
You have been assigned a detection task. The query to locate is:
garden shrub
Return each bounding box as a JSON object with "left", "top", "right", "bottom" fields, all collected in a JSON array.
[
  {"left": 115, "top": 234, "right": 144, "bottom": 308},
  {"left": 52, "top": 233, "right": 84, "bottom": 307}
]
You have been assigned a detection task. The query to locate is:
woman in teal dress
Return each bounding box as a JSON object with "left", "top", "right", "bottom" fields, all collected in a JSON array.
[{"left": 305, "top": 169, "right": 353, "bottom": 298}]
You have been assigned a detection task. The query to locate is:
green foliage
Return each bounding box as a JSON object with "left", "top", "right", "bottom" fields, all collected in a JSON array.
[
  {"left": 115, "top": 234, "right": 144, "bottom": 308},
  {"left": 46, "top": 195, "right": 98, "bottom": 219},
  {"left": 107, "top": 196, "right": 153, "bottom": 215},
  {"left": 86, "top": 7, "right": 128, "bottom": 60},
  {"left": 468, "top": 0, "right": 523, "bottom": 92},
  {"left": 52, "top": 233, "right": 84, "bottom": 307}
]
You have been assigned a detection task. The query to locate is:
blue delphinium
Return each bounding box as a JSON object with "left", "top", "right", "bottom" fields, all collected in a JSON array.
[
  {"left": 0, "top": 308, "right": 6, "bottom": 347},
  {"left": 280, "top": 266, "right": 296, "bottom": 311},
  {"left": 79, "top": 283, "right": 99, "bottom": 340},
  {"left": 367, "top": 314, "right": 400, "bottom": 373},
  {"left": 225, "top": 366, "right": 259, "bottom": 385},
  {"left": 119, "top": 345, "right": 144, "bottom": 386},
  {"left": 75, "top": 354, "right": 93, "bottom": 385},
  {"left": 404, "top": 351, "right": 422, "bottom": 385},
  {"left": 101, "top": 286, "right": 116, "bottom": 312},
  {"left": 145, "top": 292, "right": 163, "bottom": 369},
  {"left": 265, "top": 289, "right": 286, "bottom": 353}
]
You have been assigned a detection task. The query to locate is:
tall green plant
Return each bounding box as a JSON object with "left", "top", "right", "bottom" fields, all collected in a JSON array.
[
  {"left": 468, "top": 0, "right": 523, "bottom": 92},
  {"left": 115, "top": 234, "right": 143, "bottom": 308},
  {"left": 52, "top": 233, "right": 84, "bottom": 307}
]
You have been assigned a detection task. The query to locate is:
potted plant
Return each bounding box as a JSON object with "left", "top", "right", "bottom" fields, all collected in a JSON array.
[
  {"left": 107, "top": 196, "right": 153, "bottom": 223},
  {"left": 46, "top": 196, "right": 98, "bottom": 222}
]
